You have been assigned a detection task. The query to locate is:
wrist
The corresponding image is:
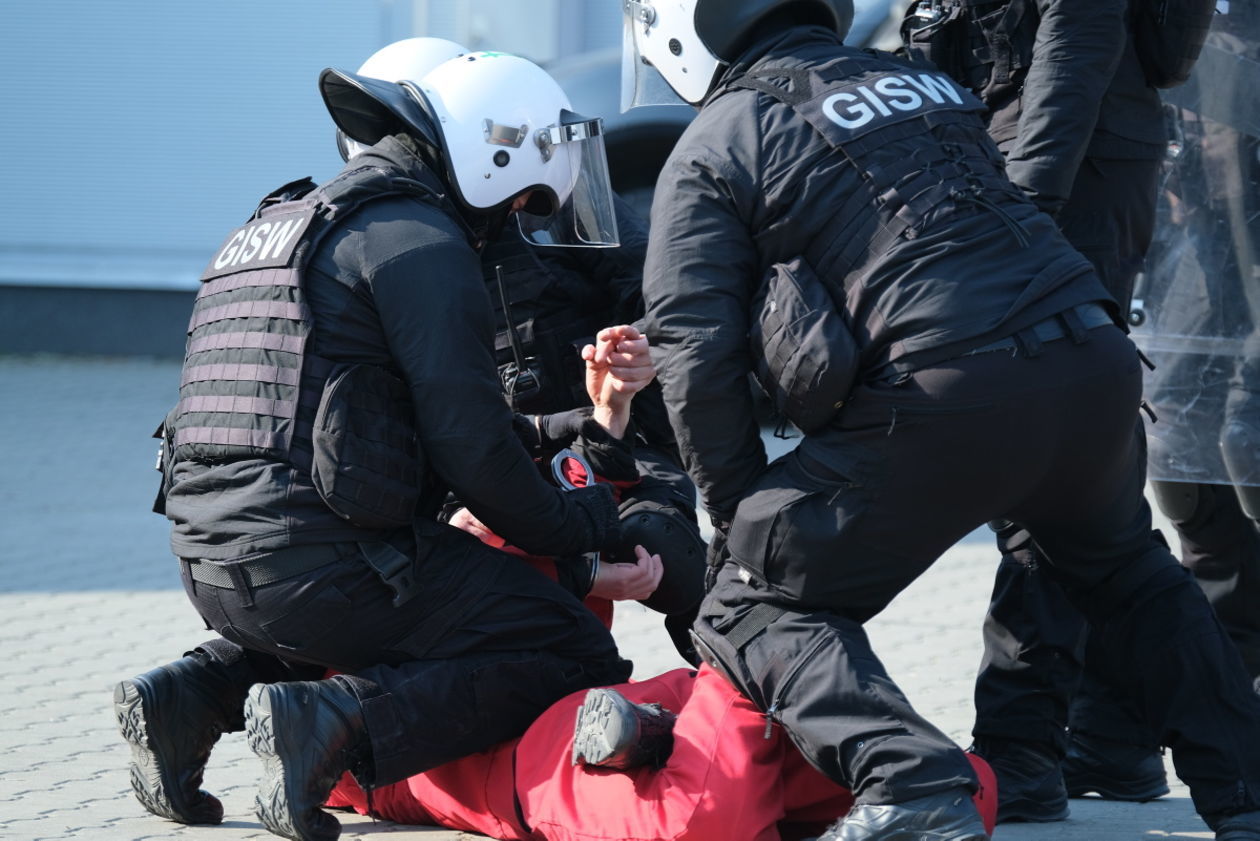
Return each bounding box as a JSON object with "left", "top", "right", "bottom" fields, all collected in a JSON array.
[{"left": 593, "top": 403, "right": 629, "bottom": 439}]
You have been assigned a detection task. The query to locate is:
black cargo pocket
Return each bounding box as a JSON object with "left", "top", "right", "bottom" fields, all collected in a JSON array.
[
  {"left": 726, "top": 484, "right": 814, "bottom": 585},
  {"left": 259, "top": 581, "right": 352, "bottom": 653},
  {"left": 729, "top": 449, "right": 869, "bottom": 600}
]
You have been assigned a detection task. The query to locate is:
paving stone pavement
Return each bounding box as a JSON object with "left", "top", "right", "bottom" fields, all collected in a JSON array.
[{"left": 0, "top": 354, "right": 1217, "bottom": 840}]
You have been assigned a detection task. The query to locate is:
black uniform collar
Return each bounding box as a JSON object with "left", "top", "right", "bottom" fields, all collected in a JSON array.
[
  {"left": 348, "top": 134, "right": 486, "bottom": 247},
  {"left": 706, "top": 24, "right": 846, "bottom": 106}
]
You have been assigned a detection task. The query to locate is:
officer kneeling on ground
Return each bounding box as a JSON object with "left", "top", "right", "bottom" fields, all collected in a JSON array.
[
  {"left": 622, "top": 0, "right": 1260, "bottom": 839},
  {"left": 113, "top": 41, "right": 655, "bottom": 841}
]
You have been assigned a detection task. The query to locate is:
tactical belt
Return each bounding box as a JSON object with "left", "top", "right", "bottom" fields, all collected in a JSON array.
[
  {"left": 184, "top": 540, "right": 422, "bottom": 607},
  {"left": 184, "top": 543, "right": 352, "bottom": 590},
  {"left": 964, "top": 302, "right": 1113, "bottom": 357}
]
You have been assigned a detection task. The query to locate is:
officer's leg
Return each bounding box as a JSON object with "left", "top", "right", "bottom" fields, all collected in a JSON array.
[
  {"left": 695, "top": 563, "right": 978, "bottom": 803},
  {"left": 1155, "top": 481, "right": 1260, "bottom": 680},
  {"left": 1063, "top": 481, "right": 1260, "bottom": 803},
  {"left": 693, "top": 367, "right": 1038, "bottom": 810},
  {"left": 331, "top": 534, "right": 633, "bottom": 786},
  {"left": 217, "top": 531, "right": 631, "bottom": 839},
  {"left": 970, "top": 157, "right": 1160, "bottom": 821},
  {"left": 1024, "top": 421, "right": 1260, "bottom": 825},
  {"left": 971, "top": 521, "right": 1084, "bottom": 822}
]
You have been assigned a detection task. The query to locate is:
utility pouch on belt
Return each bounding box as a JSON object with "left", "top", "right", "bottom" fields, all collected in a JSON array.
[
  {"left": 749, "top": 258, "right": 858, "bottom": 435},
  {"left": 151, "top": 407, "right": 178, "bottom": 515},
  {"left": 311, "top": 363, "right": 422, "bottom": 529}
]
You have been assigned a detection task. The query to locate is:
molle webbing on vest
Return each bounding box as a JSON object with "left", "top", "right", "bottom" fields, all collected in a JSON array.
[
  {"left": 173, "top": 187, "right": 325, "bottom": 467},
  {"left": 172, "top": 165, "right": 440, "bottom": 474},
  {"left": 727, "top": 55, "right": 1024, "bottom": 297}
]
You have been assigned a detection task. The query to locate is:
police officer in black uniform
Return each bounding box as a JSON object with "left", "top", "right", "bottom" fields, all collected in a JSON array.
[
  {"left": 112, "top": 43, "right": 651, "bottom": 841},
  {"left": 900, "top": 0, "right": 1176, "bottom": 821},
  {"left": 340, "top": 38, "right": 705, "bottom": 665},
  {"left": 622, "top": 0, "right": 1260, "bottom": 838}
]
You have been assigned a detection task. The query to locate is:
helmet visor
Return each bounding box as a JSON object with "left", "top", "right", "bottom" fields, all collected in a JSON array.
[
  {"left": 516, "top": 115, "right": 620, "bottom": 248},
  {"left": 621, "top": 0, "right": 689, "bottom": 111}
]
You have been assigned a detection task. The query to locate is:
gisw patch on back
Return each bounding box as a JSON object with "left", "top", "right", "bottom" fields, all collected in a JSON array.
[{"left": 201, "top": 207, "right": 317, "bottom": 281}]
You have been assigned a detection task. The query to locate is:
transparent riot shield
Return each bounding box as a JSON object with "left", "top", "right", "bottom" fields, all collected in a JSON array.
[{"left": 1129, "top": 4, "right": 1260, "bottom": 495}]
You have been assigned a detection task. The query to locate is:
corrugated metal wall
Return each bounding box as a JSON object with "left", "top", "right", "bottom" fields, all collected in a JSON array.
[{"left": 0, "top": 1, "right": 409, "bottom": 288}]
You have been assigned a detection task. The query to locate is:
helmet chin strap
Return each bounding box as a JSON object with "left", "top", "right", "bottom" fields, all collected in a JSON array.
[{"left": 457, "top": 202, "right": 512, "bottom": 252}]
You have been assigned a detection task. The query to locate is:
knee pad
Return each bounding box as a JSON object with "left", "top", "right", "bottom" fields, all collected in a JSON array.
[
  {"left": 612, "top": 497, "right": 707, "bottom": 615},
  {"left": 1234, "top": 484, "right": 1260, "bottom": 523},
  {"left": 1151, "top": 480, "right": 1201, "bottom": 524},
  {"left": 1221, "top": 419, "right": 1260, "bottom": 520}
]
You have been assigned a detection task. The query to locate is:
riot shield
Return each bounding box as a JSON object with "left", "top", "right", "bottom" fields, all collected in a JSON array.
[{"left": 1129, "top": 4, "right": 1260, "bottom": 492}]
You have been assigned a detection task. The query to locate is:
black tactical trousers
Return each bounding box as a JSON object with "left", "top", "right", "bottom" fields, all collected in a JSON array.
[
  {"left": 990, "top": 483, "right": 1260, "bottom": 755},
  {"left": 181, "top": 526, "right": 631, "bottom": 786},
  {"left": 694, "top": 325, "right": 1260, "bottom": 817}
]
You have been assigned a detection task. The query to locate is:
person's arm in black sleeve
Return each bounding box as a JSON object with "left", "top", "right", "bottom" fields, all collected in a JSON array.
[
  {"left": 1003, "top": 0, "right": 1127, "bottom": 216},
  {"left": 370, "top": 234, "right": 618, "bottom": 557},
  {"left": 642, "top": 114, "right": 767, "bottom": 523}
]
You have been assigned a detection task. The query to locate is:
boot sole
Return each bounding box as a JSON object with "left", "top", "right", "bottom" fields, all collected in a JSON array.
[
  {"left": 245, "top": 683, "right": 345, "bottom": 841},
  {"left": 572, "top": 689, "right": 621, "bottom": 767},
  {"left": 113, "top": 678, "right": 223, "bottom": 825},
  {"left": 1066, "top": 770, "right": 1169, "bottom": 802},
  {"left": 245, "top": 684, "right": 302, "bottom": 840}
]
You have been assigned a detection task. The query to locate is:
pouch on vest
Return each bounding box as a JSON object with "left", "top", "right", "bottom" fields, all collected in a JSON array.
[
  {"left": 151, "top": 407, "right": 178, "bottom": 515},
  {"left": 311, "top": 364, "right": 423, "bottom": 529},
  {"left": 1130, "top": 0, "right": 1217, "bottom": 89},
  {"left": 749, "top": 258, "right": 858, "bottom": 435}
]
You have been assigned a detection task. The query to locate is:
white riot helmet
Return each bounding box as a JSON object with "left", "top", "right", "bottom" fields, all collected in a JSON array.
[
  {"left": 418, "top": 52, "right": 620, "bottom": 247},
  {"left": 332, "top": 37, "right": 468, "bottom": 161},
  {"left": 622, "top": 0, "right": 855, "bottom": 108}
]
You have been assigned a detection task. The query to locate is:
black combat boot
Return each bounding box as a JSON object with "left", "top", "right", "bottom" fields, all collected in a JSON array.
[
  {"left": 1062, "top": 730, "right": 1169, "bottom": 801},
  {"left": 245, "top": 678, "right": 369, "bottom": 841},
  {"left": 113, "top": 652, "right": 245, "bottom": 824},
  {"left": 970, "top": 738, "right": 1069, "bottom": 822},
  {"left": 817, "top": 789, "right": 989, "bottom": 840},
  {"left": 571, "top": 687, "right": 677, "bottom": 771}
]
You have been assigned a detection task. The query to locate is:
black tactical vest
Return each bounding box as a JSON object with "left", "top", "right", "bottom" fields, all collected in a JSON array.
[
  {"left": 725, "top": 52, "right": 1028, "bottom": 298},
  {"left": 170, "top": 166, "right": 438, "bottom": 527}
]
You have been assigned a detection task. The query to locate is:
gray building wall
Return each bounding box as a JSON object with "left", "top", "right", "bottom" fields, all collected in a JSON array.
[{"left": 0, "top": 1, "right": 622, "bottom": 355}]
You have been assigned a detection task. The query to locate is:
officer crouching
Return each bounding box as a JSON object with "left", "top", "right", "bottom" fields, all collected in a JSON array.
[{"left": 113, "top": 39, "right": 653, "bottom": 841}]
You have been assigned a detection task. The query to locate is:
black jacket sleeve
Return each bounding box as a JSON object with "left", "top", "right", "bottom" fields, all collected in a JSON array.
[
  {"left": 370, "top": 236, "right": 619, "bottom": 556},
  {"left": 1003, "top": 0, "right": 1128, "bottom": 215},
  {"left": 642, "top": 103, "right": 768, "bottom": 521}
]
